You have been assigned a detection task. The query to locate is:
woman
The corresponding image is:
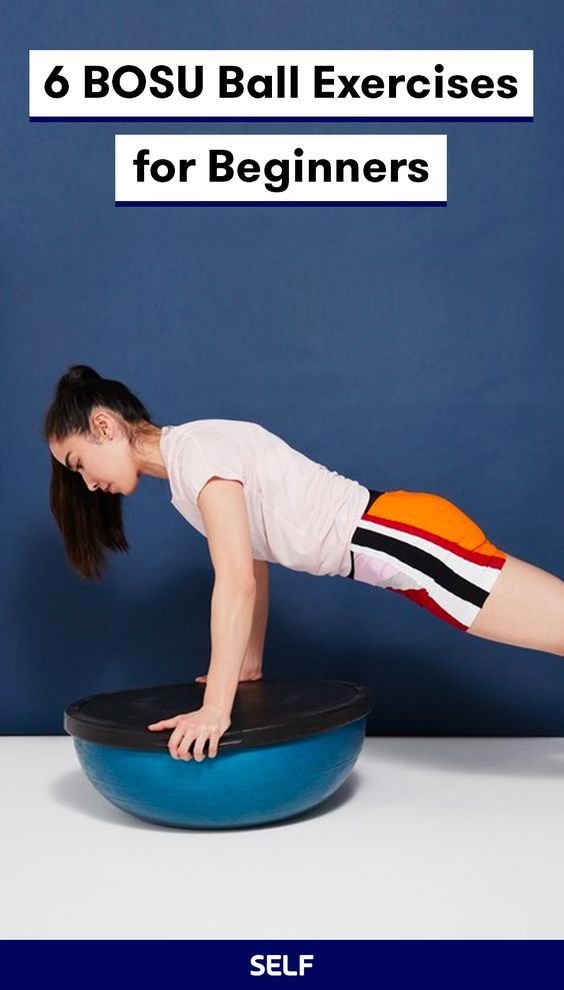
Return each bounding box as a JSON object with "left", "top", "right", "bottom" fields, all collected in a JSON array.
[{"left": 44, "top": 365, "right": 564, "bottom": 764}]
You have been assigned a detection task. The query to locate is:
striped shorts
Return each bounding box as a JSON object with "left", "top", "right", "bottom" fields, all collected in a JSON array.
[{"left": 347, "top": 488, "right": 508, "bottom": 632}]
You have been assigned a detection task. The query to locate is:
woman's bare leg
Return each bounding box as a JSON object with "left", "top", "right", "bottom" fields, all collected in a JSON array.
[{"left": 467, "top": 553, "right": 564, "bottom": 655}]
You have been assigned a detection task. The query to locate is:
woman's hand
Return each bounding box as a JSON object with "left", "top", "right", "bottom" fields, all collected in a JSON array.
[
  {"left": 195, "top": 667, "right": 263, "bottom": 684},
  {"left": 195, "top": 651, "right": 263, "bottom": 685},
  {"left": 147, "top": 704, "right": 231, "bottom": 761}
]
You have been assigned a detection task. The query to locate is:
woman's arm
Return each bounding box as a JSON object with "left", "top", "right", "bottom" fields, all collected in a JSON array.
[
  {"left": 201, "top": 576, "right": 257, "bottom": 711},
  {"left": 198, "top": 477, "right": 258, "bottom": 714},
  {"left": 196, "top": 558, "right": 269, "bottom": 683},
  {"left": 148, "top": 477, "right": 258, "bottom": 760},
  {"left": 240, "top": 559, "right": 269, "bottom": 678}
]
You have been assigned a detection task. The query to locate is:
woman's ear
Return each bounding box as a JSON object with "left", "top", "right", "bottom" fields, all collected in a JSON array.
[{"left": 90, "top": 408, "right": 115, "bottom": 440}]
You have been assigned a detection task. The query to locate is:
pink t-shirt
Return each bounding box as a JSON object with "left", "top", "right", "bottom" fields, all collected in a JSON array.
[{"left": 159, "top": 419, "right": 370, "bottom": 578}]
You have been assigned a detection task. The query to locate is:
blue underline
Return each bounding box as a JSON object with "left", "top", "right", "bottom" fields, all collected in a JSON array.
[
  {"left": 114, "top": 200, "right": 448, "bottom": 207},
  {"left": 30, "top": 115, "right": 533, "bottom": 123}
]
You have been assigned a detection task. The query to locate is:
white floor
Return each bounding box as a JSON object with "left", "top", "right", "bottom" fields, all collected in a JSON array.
[{"left": 2, "top": 736, "right": 564, "bottom": 940}]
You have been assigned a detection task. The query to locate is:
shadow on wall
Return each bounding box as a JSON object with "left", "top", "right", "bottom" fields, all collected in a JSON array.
[{"left": 8, "top": 527, "right": 564, "bottom": 736}]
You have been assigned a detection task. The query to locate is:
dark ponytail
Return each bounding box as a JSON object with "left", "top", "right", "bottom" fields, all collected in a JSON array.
[{"left": 42, "top": 364, "right": 155, "bottom": 581}]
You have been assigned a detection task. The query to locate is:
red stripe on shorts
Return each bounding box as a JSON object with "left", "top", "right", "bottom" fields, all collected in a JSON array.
[
  {"left": 387, "top": 586, "right": 470, "bottom": 631},
  {"left": 363, "top": 512, "right": 506, "bottom": 569}
]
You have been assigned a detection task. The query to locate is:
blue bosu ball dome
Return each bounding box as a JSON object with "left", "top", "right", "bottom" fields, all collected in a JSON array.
[{"left": 64, "top": 680, "right": 373, "bottom": 829}]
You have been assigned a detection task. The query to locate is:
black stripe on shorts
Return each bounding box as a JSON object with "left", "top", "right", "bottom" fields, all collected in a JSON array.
[
  {"left": 347, "top": 488, "right": 385, "bottom": 580},
  {"left": 350, "top": 526, "right": 488, "bottom": 608}
]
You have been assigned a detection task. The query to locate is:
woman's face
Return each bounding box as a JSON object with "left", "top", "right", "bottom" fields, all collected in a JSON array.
[{"left": 49, "top": 411, "right": 141, "bottom": 496}]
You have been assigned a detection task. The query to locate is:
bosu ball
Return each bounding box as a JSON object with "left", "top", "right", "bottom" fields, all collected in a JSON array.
[{"left": 64, "top": 679, "right": 373, "bottom": 829}]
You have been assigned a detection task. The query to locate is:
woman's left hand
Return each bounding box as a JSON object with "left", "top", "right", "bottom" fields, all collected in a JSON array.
[
  {"left": 195, "top": 668, "right": 262, "bottom": 684},
  {"left": 147, "top": 705, "right": 231, "bottom": 761}
]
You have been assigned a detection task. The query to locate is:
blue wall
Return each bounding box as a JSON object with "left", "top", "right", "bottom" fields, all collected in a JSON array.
[{"left": 3, "top": 1, "right": 563, "bottom": 734}]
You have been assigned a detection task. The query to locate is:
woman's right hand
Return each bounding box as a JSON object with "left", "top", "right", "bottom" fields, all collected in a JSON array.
[{"left": 147, "top": 704, "right": 231, "bottom": 761}]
